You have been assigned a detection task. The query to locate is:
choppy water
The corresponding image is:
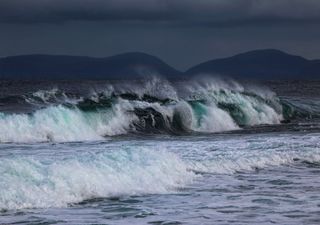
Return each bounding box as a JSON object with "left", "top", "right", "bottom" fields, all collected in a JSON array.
[
  {"left": 1, "top": 79, "right": 320, "bottom": 224},
  {"left": 1, "top": 133, "right": 320, "bottom": 225}
]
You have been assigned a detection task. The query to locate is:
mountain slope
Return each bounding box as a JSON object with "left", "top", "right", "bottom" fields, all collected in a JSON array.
[
  {"left": 1, "top": 49, "right": 320, "bottom": 80},
  {"left": 0, "top": 52, "right": 182, "bottom": 79},
  {"left": 186, "top": 49, "right": 320, "bottom": 79}
]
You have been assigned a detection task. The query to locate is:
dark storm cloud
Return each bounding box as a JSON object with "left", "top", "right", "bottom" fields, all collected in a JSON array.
[{"left": 1, "top": 0, "right": 320, "bottom": 25}]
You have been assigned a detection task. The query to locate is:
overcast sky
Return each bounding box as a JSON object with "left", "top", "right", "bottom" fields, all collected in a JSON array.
[{"left": 1, "top": 0, "right": 320, "bottom": 69}]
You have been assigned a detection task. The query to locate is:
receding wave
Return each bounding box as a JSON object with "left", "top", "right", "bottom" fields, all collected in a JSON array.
[{"left": 0, "top": 77, "right": 288, "bottom": 143}]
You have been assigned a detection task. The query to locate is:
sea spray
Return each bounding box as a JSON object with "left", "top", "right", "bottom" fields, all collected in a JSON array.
[{"left": 0, "top": 77, "right": 285, "bottom": 143}]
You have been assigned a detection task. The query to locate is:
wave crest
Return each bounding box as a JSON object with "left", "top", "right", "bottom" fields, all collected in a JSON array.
[{"left": 0, "top": 77, "right": 285, "bottom": 143}]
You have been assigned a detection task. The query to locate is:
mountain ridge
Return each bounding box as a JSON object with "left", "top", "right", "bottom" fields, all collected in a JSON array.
[
  {"left": 0, "top": 52, "right": 182, "bottom": 79},
  {"left": 186, "top": 49, "right": 319, "bottom": 79},
  {"left": 1, "top": 49, "right": 320, "bottom": 79}
]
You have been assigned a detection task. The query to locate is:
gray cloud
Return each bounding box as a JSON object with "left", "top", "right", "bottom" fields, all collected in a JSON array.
[
  {"left": 1, "top": 0, "right": 320, "bottom": 69},
  {"left": 1, "top": 0, "right": 320, "bottom": 25}
]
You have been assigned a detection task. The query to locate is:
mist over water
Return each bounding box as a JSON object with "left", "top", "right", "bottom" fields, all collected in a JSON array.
[{"left": 1, "top": 78, "right": 320, "bottom": 225}]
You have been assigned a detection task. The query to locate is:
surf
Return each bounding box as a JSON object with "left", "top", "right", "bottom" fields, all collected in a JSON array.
[{"left": 0, "top": 76, "right": 313, "bottom": 143}]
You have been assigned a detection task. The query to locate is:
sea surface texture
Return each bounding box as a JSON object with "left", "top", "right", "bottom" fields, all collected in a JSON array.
[{"left": 0, "top": 78, "right": 320, "bottom": 225}]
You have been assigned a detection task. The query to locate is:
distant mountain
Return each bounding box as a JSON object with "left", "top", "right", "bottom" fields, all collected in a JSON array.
[
  {"left": 186, "top": 49, "right": 320, "bottom": 79},
  {"left": 1, "top": 49, "right": 320, "bottom": 80},
  {"left": 0, "top": 52, "right": 182, "bottom": 79}
]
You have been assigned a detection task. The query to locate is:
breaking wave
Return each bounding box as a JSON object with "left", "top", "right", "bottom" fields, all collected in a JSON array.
[
  {"left": 0, "top": 148, "right": 195, "bottom": 210},
  {"left": 0, "top": 77, "right": 285, "bottom": 143},
  {"left": 1, "top": 135, "right": 320, "bottom": 210}
]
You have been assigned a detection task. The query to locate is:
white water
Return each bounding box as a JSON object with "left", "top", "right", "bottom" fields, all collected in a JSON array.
[
  {"left": 0, "top": 78, "right": 284, "bottom": 143},
  {"left": 0, "top": 147, "right": 194, "bottom": 210},
  {"left": 0, "top": 99, "right": 141, "bottom": 142},
  {"left": 1, "top": 133, "right": 320, "bottom": 210},
  {"left": 1, "top": 80, "right": 319, "bottom": 225}
]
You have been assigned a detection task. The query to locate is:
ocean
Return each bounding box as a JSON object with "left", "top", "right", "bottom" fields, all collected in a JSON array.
[{"left": 0, "top": 77, "right": 320, "bottom": 225}]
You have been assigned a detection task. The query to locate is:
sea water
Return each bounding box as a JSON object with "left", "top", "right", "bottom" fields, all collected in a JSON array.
[{"left": 0, "top": 78, "right": 320, "bottom": 224}]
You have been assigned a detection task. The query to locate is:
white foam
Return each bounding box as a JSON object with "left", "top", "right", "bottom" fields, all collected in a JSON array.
[
  {"left": 0, "top": 77, "right": 285, "bottom": 143},
  {"left": 0, "top": 103, "right": 138, "bottom": 143},
  {"left": 0, "top": 148, "right": 195, "bottom": 210},
  {"left": 182, "top": 77, "right": 283, "bottom": 125},
  {"left": 1, "top": 134, "right": 320, "bottom": 210},
  {"left": 192, "top": 103, "right": 239, "bottom": 132}
]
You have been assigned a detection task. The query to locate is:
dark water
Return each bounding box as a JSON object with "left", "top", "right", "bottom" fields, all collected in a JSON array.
[{"left": 0, "top": 78, "right": 320, "bottom": 225}]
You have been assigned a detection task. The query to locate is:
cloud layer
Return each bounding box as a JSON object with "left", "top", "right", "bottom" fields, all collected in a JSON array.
[{"left": 1, "top": 0, "right": 320, "bottom": 25}]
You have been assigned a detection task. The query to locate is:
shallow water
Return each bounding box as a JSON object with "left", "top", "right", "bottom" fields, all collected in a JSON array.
[{"left": 1, "top": 132, "right": 320, "bottom": 225}]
